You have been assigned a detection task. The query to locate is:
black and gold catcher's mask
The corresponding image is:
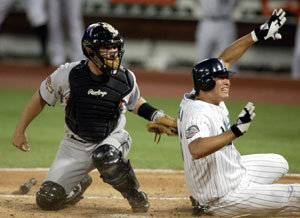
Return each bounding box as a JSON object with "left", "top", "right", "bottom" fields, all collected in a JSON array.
[{"left": 82, "top": 22, "right": 124, "bottom": 75}]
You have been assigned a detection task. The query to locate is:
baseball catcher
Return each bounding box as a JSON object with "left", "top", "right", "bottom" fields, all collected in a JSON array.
[{"left": 12, "top": 22, "right": 177, "bottom": 213}]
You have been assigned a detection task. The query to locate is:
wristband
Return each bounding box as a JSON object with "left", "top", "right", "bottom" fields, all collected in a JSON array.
[
  {"left": 138, "top": 103, "right": 158, "bottom": 121},
  {"left": 231, "top": 125, "right": 243, "bottom": 137},
  {"left": 251, "top": 30, "right": 258, "bottom": 42}
]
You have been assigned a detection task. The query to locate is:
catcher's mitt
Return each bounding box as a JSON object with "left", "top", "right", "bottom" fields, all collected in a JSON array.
[{"left": 147, "top": 114, "right": 178, "bottom": 143}]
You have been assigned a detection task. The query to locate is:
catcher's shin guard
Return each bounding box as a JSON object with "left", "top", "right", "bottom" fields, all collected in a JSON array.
[
  {"left": 92, "top": 144, "right": 149, "bottom": 212},
  {"left": 65, "top": 174, "right": 93, "bottom": 205},
  {"left": 36, "top": 181, "right": 67, "bottom": 211}
]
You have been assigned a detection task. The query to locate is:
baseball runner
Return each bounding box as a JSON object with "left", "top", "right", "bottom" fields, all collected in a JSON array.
[
  {"left": 177, "top": 9, "right": 300, "bottom": 217},
  {"left": 12, "top": 22, "right": 176, "bottom": 212}
]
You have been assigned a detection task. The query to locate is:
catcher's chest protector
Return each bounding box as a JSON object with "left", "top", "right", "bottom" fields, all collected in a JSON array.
[{"left": 65, "top": 61, "right": 134, "bottom": 143}]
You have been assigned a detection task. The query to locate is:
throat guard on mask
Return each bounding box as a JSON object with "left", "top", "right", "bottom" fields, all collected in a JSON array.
[{"left": 65, "top": 61, "right": 134, "bottom": 143}]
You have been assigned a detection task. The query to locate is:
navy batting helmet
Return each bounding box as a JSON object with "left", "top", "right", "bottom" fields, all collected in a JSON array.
[
  {"left": 82, "top": 22, "right": 124, "bottom": 75},
  {"left": 192, "top": 58, "right": 232, "bottom": 94}
]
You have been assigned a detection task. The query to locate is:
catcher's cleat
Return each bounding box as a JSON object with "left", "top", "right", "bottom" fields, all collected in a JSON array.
[
  {"left": 65, "top": 174, "right": 92, "bottom": 205},
  {"left": 126, "top": 190, "right": 150, "bottom": 213}
]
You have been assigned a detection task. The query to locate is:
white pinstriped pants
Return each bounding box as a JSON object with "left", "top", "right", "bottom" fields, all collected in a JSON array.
[{"left": 207, "top": 153, "right": 300, "bottom": 217}]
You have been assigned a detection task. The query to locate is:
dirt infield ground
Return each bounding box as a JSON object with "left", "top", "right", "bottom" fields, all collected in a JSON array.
[
  {"left": 1, "top": 170, "right": 300, "bottom": 218},
  {"left": 1, "top": 63, "right": 300, "bottom": 217}
]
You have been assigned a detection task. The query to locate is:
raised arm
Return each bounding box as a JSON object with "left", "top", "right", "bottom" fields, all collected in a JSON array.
[
  {"left": 12, "top": 90, "right": 46, "bottom": 152},
  {"left": 219, "top": 33, "right": 254, "bottom": 69},
  {"left": 219, "top": 8, "right": 287, "bottom": 69}
]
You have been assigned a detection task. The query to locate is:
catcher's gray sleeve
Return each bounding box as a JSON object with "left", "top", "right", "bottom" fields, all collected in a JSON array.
[
  {"left": 40, "top": 62, "right": 79, "bottom": 106},
  {"left": 123, "top": 69, "right": 141, "bottom": 111}
]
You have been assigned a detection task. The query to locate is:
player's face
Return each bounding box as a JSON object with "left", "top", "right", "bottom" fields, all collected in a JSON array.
[
  {"left": 213, "top": 73, "right": 230, "bottom": 101},
  {"left": 99, "top": 44, "right": 118, "bottom": 60},
  {"left": 99, "top": 44, "right": 120, "bottom": 69}
]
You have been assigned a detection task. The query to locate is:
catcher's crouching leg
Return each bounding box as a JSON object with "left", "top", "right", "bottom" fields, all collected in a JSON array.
[
  {"left": 92, "top": 144, "right": 149, "bottom": 212},
  {"left": 36, "top": 181, "right": 67, "bottom": 210},
  {"left": 65, "top": 174, "right": 93, "bottom": 205}
]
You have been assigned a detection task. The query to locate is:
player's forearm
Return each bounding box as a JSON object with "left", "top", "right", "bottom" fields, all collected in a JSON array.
[
  {"left": 15, "top": 90, "right": 46, "bottom": 133},
  {"left": 132, "top": 97, "right": 147, "bottom": 115},
  {"left": 189, "top": 130, "right": 236, "bottom": 159},
  {"left": 219, "top": 33, "right": 255, "bottom": 69},
  {"left": 133, "top": 97, "right": 162, "bottom": 121}
]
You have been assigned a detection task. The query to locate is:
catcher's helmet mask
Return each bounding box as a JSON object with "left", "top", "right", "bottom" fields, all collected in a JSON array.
[
  {"left": 82, "top": 22, "right": 124, "bottom": 75},
  {"left": 192, "top": 58, "right": 235, "bottom": 94}
]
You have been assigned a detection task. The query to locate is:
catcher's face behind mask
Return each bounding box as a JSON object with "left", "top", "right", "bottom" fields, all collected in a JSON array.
[
  {"left": 82, "top": 22, "right": 124, "bottom": 75},
  {"left": 98, "top": 44, "right": 120, "bottom": 70}
]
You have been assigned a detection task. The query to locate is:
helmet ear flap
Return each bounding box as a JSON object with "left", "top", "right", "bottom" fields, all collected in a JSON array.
[{"left": 200, "top": 73, "right": 216, "bottom": 92}]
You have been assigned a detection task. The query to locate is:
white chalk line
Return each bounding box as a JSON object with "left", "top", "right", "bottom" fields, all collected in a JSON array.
[
  {"left": 0, "top": 168, "right": 188, "bottom": 203},
  {"left": 0, "top": 168, "right": 299, "bottom": 177},
  {"left": 1, "top": 168, "right": 300, "bottom": 217},
  {"left": 101, "top": 215, "right": 152, "bottom": 218},
  {"left": 0, "top": 194, "right": 189, "bottom": 201},
  {"left": 0, "top": 168, "right": 184, "bottom": 173},
  {"left": 0, "top": 194, "right": 189, "bottom": 218},
  {"left": 0, "top": 195, "right": 170, "bottom": 218}
]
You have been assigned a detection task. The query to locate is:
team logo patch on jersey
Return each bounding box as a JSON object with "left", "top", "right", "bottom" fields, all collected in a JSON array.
[
  {"left": 186, "top": 125, "right": 199, "bottom": 139},
  {"left": 46, "top": 76, "right": 54, "bottom": 93}
]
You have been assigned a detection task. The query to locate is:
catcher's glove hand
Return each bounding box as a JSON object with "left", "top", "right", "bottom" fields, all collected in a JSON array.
[{"left": 147, "top": 114, "right": 178, "bottom": 143}]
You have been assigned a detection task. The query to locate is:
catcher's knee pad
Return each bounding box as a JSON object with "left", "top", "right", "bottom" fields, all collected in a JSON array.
[
  {"left": 92, "top": 144, "right": 139, "bottom": 195},
  {"left": 36, "top": 181, "right": 67, "bottom": 211}
]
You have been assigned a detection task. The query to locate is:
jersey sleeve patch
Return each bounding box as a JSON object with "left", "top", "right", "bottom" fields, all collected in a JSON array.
[{"left": 186, "top": 125, "right": 199, "bottom": 139}]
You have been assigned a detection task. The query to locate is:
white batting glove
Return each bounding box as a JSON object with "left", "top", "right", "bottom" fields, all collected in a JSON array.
[
  {"left": 231, "top": 102, "right": 256, "bottom": 137},
  {"left": 251, "top": 8, "right": 287, "bottom": 42}
]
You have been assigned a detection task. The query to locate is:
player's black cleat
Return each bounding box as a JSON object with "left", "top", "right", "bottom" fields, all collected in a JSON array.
[
  {"left": 190, "top": 196, "right": 209, "bottom": 216},
  {"left": 65, "top": 174, "right": 92, "bottom": 205},
  {"left": 127, "top": 190, "right": 149, "bottom": 212}
]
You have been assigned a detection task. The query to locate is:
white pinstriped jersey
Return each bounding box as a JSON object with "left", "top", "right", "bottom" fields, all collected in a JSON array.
[
  {"left": 177, "top": 91, "right": 300, "bottom": 217},
  {"left": 177, "top": 92, "right": 246, "bottom": 203}
]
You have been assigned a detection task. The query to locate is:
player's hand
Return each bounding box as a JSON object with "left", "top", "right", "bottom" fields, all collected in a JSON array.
[
  {"left": 231, "top": 102, "right": 256, "bottom": 137},
  {"left": 12, "top": 131, "right": 30, "bottom": 152},
  {"left": 251, "top": 8, "right": 287, "bottom": 42},
  {"left": 147, "top": 112, "right": 178, "bottom": 143},
  {"left": 151, "top": 109, "right": 164, "bottom": 122}
]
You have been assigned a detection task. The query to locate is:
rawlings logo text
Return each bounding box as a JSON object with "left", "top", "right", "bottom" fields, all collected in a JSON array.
[{"left": 88, "top": 89, "right": 107, "bottom": 97}]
